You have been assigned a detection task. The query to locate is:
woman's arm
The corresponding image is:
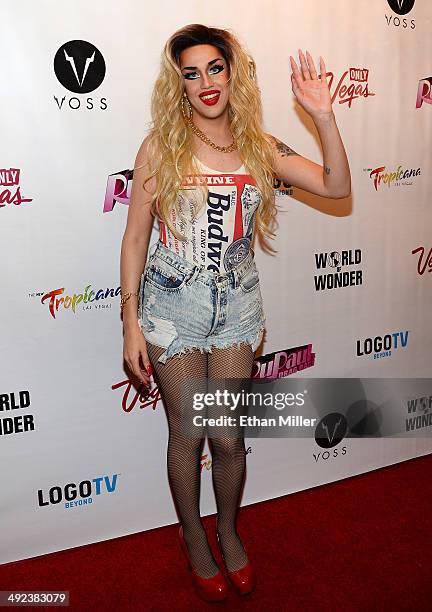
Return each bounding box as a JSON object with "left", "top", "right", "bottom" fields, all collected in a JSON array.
[
  {"left": 120, "top": 135, "right": 156, "bottom": 385},
  {"left": 120, "top": 134, "right": 155, "bottom": 333},
  {"left": 269, "top": 112, "right": 351, "bottom": 199},
  {"left": 268, "top": 50, "right": 351, "bottom": 199}
]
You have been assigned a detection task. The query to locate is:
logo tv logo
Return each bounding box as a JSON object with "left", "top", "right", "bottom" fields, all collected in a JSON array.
[{"left": 38, "top": 474, "right": 119, "bottom": 507}]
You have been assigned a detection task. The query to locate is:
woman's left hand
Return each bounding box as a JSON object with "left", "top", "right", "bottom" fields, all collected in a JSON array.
[{"left": 289, "top": 50, "right": 333, "bottom": 121}]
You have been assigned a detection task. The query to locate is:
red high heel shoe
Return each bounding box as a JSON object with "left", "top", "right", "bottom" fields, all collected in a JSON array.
[
  {"left": 178, "top": 525, "right": 228, "bottom": 602},
  {"left": 216, "top": 530, "right": 256, "bottom": 596}
]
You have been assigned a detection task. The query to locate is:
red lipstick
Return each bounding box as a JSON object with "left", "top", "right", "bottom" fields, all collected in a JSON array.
[{"left": 199, "top": 89, "right": 221, "bottom": 106}]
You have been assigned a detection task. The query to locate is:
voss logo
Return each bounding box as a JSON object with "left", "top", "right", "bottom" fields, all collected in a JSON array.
[
  {"left": 385, "top": 0, "right": 416, "bottom": 28},
  {"left": 313, "top": 413, "right": 348, "bottom": 464},
  {"left": 53, "top": 40, "right": 107, "bottom": 110},
  {"left": 38, "top": 474, "right": 119, "bottom": 508},
  {"left": 387, "top": 0, "right": 415, "bottom": 15},
  {"left": 315, "top": 413, "right": 348, "bottom": 449}
]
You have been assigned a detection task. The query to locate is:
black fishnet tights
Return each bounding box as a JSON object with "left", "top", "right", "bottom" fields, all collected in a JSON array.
[{"left": 146, "top": 341, "right": 254, "bottom": 579}]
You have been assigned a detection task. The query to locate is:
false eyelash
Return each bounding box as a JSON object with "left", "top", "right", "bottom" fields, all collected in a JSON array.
[{"left": 183, "top": 64, "right": 225, "bottom": 80}]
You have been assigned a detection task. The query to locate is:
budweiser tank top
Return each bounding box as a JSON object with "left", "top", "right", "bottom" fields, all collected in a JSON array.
[{"left": 158, "top": 156, "right": 262, "bottom": 273}]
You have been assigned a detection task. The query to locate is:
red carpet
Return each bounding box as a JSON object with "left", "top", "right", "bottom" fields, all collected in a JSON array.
[{"left": 1, "top": 454, "right": 431, "bottom": 611}]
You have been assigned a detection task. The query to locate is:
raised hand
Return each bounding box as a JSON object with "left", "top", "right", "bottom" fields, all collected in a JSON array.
[{"left": 289, "top": 50, "right": 333, "bottom": 121}]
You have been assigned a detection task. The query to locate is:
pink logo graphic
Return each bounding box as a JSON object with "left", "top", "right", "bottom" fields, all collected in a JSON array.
[
  {"left": 112, "top": 378, "right": 162, "bottom": 412},
  {"left": 103, "top": 169, "right": 132, "bottom": 212},
  {"left": 416, "top": 77, "right": 432, "bottom": 108},
  {"left": 0, "top": 168, "right": 33, "bottom": 208},
  {"left": 327, "top": 68, "right": 375, "bottom": 108},
  {"left": 252, "top": 344, "right": 315, "bottom": 380}
]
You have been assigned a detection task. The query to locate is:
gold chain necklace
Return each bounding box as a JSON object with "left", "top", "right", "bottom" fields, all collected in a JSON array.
[{"left": 185, "top": 115, "right": 237, "bottom": 153}]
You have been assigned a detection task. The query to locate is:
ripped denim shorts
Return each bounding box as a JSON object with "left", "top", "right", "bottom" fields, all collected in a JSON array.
[{"left": 138, "top": 240, "right": 266, "bottom": 364}]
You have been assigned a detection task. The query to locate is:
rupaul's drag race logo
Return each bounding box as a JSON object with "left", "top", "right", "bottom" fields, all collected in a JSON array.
[
  {"left": 364, "top": 164, "right": 421, "bottom": 190},
  {"left": 0, "top": 168, "right": 33, "bottom": 209},
  {"left": 53, "top": 39, "right": 107, "bottom": 111},
  {"left": 113, "top": 343, "right": 316, "bottom": 410},
  {"left": 385, "top": 0, "right": 416, "bottom": 28},
  {"left": 103, "top": 168, "right": 133, "bottom": 213},
  {"left": 252, "top": 344, "right": 315, "bottom": 380},
  {"left": 356, "top": 330, "right": 410, "bottom": 360},
  {"left": 32, "top": 284, "right": 121, "bottom": 319},
  {"left": 411, "top": 245, "right": 432, "bottom": 276},
  {"left": 416, "top": 76, "right": 432, "bottom": 109},
  {"left": 37, "top": 474, "right": 119, "bottom": 509},
  {"left": 0, "top": 390, "right": 34, "bottom": 437},
  {"left": 326, "top": 67, "right": 375, "bottom": 108},
  {"left": 314, "top": 249, "right": 363, "bottom": 292}
]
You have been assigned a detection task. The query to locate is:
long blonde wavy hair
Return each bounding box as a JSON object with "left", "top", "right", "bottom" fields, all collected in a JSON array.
[{"left": 141, "top": 23, "right": 278, "bottom": 252}]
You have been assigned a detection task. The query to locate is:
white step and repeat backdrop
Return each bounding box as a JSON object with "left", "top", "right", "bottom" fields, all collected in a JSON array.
[{"left": 1, "top": 1, "right": 431, "bottom": 564}]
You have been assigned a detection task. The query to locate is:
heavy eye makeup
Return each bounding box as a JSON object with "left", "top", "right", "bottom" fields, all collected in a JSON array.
[{"left": 182, "top": 64, "right": 225, "bottom": 80}]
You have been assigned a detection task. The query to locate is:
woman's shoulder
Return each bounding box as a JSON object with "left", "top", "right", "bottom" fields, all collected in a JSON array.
[
  {"left": 135, "top": 132, "right": 154, "bottom": 166},
  {"left": 132, "top": 133, "right": 158, "bottom": 197}
]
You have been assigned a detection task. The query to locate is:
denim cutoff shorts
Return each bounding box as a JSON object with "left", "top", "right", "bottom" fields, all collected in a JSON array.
[{"left": 138, "top": 240, "right": 266, "bottom": 364}]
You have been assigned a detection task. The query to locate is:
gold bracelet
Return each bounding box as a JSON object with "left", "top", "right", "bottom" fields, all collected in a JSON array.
[{"left": 120, "top": 291, "right": 139, "bottom": 314}]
